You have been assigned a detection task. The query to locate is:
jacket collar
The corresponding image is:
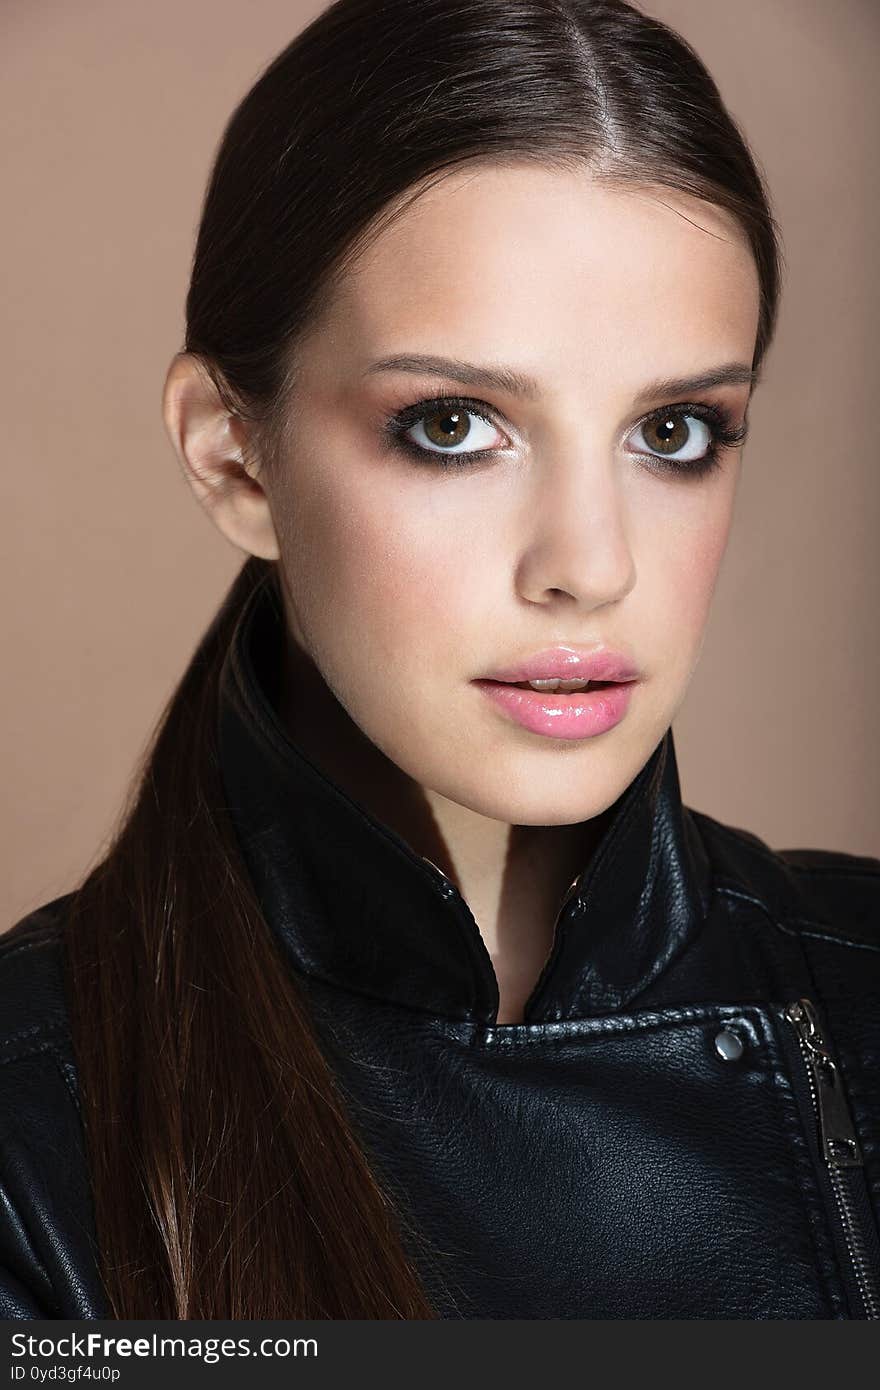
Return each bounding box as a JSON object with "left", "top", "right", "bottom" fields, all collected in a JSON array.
[{"left": 217, "top": 569, "right": 713, "bottom": 1025}]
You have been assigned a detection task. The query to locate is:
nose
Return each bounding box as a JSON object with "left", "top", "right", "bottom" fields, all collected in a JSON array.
[{"left": 514, "top": 440, "right": 637, "bottom": 610}]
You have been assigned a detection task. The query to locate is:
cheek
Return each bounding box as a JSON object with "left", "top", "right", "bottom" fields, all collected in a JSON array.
[
  {"left": 643, "top": 487, "right": 735, "bottom": 675},
  {"left": 354, "top": 527, "right": 466, "bottom": 672},
  {"left": 277, "top": 462, "right": 473, "bottom": 673}
]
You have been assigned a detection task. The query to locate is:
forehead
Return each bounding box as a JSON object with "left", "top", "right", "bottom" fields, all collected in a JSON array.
[{"left": 311, "top": 163, "right": 760, "bottom": 385}]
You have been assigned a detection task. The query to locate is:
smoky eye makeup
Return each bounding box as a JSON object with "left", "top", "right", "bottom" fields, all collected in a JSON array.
[
  {"left": 381, "top": 391, "right": 749, "bottom": 477},
  {"left": 381, "top": 393, "right": 512, "bottom": 464}
]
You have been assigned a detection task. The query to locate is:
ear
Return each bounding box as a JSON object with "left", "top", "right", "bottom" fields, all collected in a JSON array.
[{"left": 161, "top": 352, "right": 281, "bottom": 561}]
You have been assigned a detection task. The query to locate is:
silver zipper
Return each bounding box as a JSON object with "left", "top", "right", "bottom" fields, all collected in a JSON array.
[{"left": 784, "top": 996, "right": 880, "bottom": 1319}]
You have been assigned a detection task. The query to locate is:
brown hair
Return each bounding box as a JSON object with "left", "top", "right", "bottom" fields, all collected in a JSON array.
[{"left": 64, "top": 0, "right": 782, "bottom": 1318}]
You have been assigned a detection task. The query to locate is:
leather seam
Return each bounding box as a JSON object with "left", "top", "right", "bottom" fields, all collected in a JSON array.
[
  {"left": 52, "top": 1053, "right": 81, "bottom": 1113},
  {"left": 0, "top": 1034, "right": 71, "bottom": 1069},
  {"left": 715, "top": 883, "right": 880, "bottom": 953},
  {"left": 0, "top": 1017, "right": 69, "bottom": 1053},
  {"left": 478, "top": 1002, "right": 766, "bottom": 1045},
  {"left": 0, "top": 937, "right": 58, "bottom": 963}
]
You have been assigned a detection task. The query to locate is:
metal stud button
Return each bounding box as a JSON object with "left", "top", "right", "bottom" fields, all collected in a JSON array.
[
  {"left": 422, "top": 855, "right": 457, "bottom": 900},
  {"left": 714, "top": 1027, "right": 745, "bottom": 1061}
]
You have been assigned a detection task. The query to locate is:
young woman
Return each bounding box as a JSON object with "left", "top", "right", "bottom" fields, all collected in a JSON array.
[{"left": 2, "top": 0, "right": 878, "bottom": 1322}]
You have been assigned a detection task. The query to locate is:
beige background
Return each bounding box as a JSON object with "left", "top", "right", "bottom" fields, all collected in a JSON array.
[{"left": 2, "top": 0, "right": 878, "bottom": 931}]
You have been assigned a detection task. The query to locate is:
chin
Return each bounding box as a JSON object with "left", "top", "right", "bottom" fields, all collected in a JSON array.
[{"left": 425, "top": 757, "right": 626, "bottom": 827}]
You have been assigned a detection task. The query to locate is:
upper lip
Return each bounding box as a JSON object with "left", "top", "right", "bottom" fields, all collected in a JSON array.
[{"left": 479, "top": 645, "right": 641, "bottom": 684}]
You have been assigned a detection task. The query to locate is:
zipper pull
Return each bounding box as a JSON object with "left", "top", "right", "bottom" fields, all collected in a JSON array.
[{"left": 784, "top": 997, "right": 863, "bottom": 1168}]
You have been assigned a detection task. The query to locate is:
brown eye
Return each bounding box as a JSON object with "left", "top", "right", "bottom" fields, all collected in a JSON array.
[
  {"left": 629, "top": 410, "right": 713, "bottom": 463},
  {"left": 399, "top": 402, "right": 507, "bottom": 457},
  {"left": 644, "top": 414, "right": 690, "bottom": 453},
  {"left": 423, "top": 409, "right": 472, "bottom": 448}
]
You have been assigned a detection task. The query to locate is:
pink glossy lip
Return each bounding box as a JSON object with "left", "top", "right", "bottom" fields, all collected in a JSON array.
[
  {"left": 473, "top": 677, "right": 636, "bottom": 740},
  {"left": 481, "top": 645, "right": 640, "bottom": 684}
]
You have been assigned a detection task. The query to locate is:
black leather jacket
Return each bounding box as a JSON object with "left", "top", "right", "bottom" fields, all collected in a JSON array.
[{"left": 3, "top": 576, "right": 880, "bottom": 1320}]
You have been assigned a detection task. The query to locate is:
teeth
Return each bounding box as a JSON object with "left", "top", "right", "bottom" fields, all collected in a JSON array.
[{"left": 525, "top": 677, "right": 593, "bottom": 692}]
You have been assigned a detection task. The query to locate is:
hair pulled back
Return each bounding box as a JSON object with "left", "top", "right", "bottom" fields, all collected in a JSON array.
[{"left": 64, "top": 0, "right": 781, "bottom": 1318}]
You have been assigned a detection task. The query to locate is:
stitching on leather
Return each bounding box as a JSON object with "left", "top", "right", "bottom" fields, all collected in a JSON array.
[
  {"left": 0, "top": 1036, "right": 71, "bottom": 1069},
  {"left": 0, "top": 937, "right": 56, "bottom": 962},
  {"left": 479, "top": 1002, "right": 766, "bottom": 1046},
  {"left": 0, "top": 1018, "right": 69, "bottom": 1051},
  {"left": 51, "top": 1051, "right": 81, "bottom": 1112},
  {"left": 712, "top": 882, "right": 783, "bottom": 921},
  {"left": 715, "top": 883, "right": 880, "bottom": 953},
  {"left": 793, "top": 929, "right": 880, "bottom": 953},
  {"left": 488, "top": 1002, "right": 848, "bottom": 1315}
]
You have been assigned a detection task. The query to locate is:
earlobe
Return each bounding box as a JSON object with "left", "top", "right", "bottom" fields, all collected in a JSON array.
[{"left": 161, "top": 352, "right": 281, "bottom": 562}]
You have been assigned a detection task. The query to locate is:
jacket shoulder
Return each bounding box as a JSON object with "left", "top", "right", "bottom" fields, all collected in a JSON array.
[
  {"left": 0, "top": 892, "right": 109, "bottom": 1318},
  {"left": 691, "top": 807, "right": 880, "bottom": 950},
  {"left": 0, "top": 892, "right": 76, "bottom": 1055}
]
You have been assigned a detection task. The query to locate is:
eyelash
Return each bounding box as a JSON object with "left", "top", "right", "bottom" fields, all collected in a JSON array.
[{"left": 383, "top": 393, "right": 748, "bottom": 477}]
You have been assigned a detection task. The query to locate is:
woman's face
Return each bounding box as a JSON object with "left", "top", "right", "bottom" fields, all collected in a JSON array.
[{"left": 264, "top": 163, "right": 760, "bottom": 826}]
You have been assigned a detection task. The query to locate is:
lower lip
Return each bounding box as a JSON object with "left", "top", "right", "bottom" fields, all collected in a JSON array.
[{"left": 472, "top": 679, "right": 636, "bottom": 740}]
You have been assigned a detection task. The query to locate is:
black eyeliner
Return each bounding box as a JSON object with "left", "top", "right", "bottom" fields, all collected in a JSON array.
[
  {"left": 635, "top": 400, "right": 749, "bottom": 477},
  {"left": 383, "top": 393, "right": 748, "bottom": 473},
  {"left": 383, "top": 394, "right": 506, "bottom": 467}
]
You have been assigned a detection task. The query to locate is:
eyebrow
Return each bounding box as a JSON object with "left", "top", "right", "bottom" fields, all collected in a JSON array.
[{"left": 363, "top": 353, "right": 759, "bottom": 403}]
